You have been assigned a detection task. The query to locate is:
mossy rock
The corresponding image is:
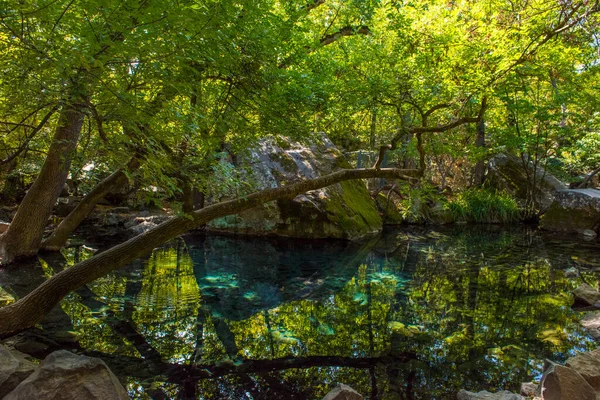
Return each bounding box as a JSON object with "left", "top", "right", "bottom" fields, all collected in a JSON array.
[
  {"left": 375, "top": 193, "right": 404, "bottom": 225},
  {"left": 209, "top": 133, "right": 383, "bottom": 240}
]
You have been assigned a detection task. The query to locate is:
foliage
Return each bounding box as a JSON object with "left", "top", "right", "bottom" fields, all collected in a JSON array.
[{"left": 448, "top": 189, "right": 520, "bottom": 224}]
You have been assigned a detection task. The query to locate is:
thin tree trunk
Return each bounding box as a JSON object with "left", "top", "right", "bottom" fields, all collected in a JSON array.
[
  {"left": 0, "top": 95, "right": 87, "bottom": 263},
  {"left": 0, "top": 167, "right": 418, "bottom": 337},
  {"left": 41, "top": 157, "right": 141, "bottom": 250},
  {"left": 473, "top": 115, "right": 486, "bottom": 187}
]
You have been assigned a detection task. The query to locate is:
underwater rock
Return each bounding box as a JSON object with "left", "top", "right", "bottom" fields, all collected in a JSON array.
[
  {"left": 538, "top": 361, "right": 596, "bottom": 400},
  {"left": 4, "top": 350, "right": 127, "bottom": 400},
  {"left": 456, "top": 389, "right": 523, "bottom": 400},
  {"left": 563, "top": 267, "right": 579, "bottom": 278},
  {"left": 565, "top": 349, "right": 600, "bottom": 390},
  {"left": 0, "top": 345, "right": 36, "bottom": 398},
  {"left": 572, "top": 284, "right": 600, "bottom": 308},
  {"left": 540, "top": 189, "right": 600, "bottom": 234},
  {"left": 208, "top": 134, "right": 382, "bottom": 240},
  {"left": 322, "top": 383, "right": 363, "bottom": 400}
]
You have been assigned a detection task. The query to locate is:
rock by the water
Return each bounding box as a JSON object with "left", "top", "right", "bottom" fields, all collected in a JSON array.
[
  {"left": 456, "top": 389, "right": 523, "bottom": 400},
  {"left": 4, "top": 350, "right": 127, "bottom": 400},
  {"left": 486, "top": 154, "right": 565, "bottom": 210},
  {"left": 540, "top": 189, "right": 600, "bottom": 233},
  {"left": 322, "top": 383, "right": 363, "bottom": 400},
  {"left": 565, "top": 349, "right": 600, "bottom": 390},
  {"left": 572, "top": 284, "right": 600, "bottom": 308},
  {"left": 208, "top": 134, "right": 383, "bottom": 240},
  {"left": 0, "top": 345, "right": 36, "bottom": 398},
  {"left": 580, "top": 311, "right": 600, "bottom": 339},
  {"left": 519, "top": 382, "right": 537, "bottom": 397},
  {"left": 539, "top": 362, "right": 596, "bottom": 400}
]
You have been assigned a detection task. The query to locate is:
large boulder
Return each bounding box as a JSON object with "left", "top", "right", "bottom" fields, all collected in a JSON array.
[
  {"left": 322, "top": 383, "right": 363, "bottom": 400},
  {"left": 4, "top": 350, "right": 128, "bottom": 400},
  {"left": 208, "top": 134, "right": 383, "bottom": 240},
  {"left": 456, "top": 389, "right": 523, "bottom": 400},
  {"left": 0, "top": 345, "right": 36, "bottom": 398},
  {"left": 486, "top": 154, "right": 566, "bottom": 210},
  {"left": 538, "top": 362, "right": 596, "bottom": 400},
  {"left": 572, "top": 284, "right": 600, "bottom": 309},
  {"left": 565, "top": 349, "right": 600, "bottom": 390},
  {"left": 540, "top": 189, "right": 600, "bottom": 234}
]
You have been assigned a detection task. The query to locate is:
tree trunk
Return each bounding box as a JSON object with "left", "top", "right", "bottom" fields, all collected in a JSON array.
[
  {"left": 473, "top": 115, "right": 486, "bottom": 187},
  {"left": 0, "top": 96, "right": 86, "bottom": 263},
  {"left": 0, "top": 167, "right": 418, "bottom": 337},
  {"left": 41, "top": 157, "right": 141, "bottom": 251}
]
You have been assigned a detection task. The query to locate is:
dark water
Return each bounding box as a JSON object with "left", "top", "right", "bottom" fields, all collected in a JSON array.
[{"left": 1, "top": 225, "right": 598, "bottom": 399}]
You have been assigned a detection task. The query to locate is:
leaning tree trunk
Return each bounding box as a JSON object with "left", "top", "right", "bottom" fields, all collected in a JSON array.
[
  {"left": 0, "top": 96, "right": 86, "bottom": 264},
  {"left": 473, "top": 115, "right": 486, "bottom": 187},
  {"left": 41, "top": 157, "right": 141, "bottom": 251},
  {"left": 0, "top": 167, "right": 418, "bottom": 337}
]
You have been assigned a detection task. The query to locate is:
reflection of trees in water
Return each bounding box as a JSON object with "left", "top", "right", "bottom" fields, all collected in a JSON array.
[{"left": 0, "top": 228, "right": 595, "bottom": 399}]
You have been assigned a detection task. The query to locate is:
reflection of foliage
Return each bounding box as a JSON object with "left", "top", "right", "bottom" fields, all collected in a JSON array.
[{"left": 32, "top": 228, "right": 596, "bottom": 399}]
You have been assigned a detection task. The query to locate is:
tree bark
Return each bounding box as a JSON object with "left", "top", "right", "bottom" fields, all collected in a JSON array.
[
  {"left": 41, "top": 157, "right": 141, "bottom": 251},
  {"left": 0, "top": 95, "right": 87, "bottom": 263},
  {"left": 0, "top": 167, "right": 418, "bottom": 337},
  {"left": 473, "top": 115, "right": 486, "bottom": 187}
]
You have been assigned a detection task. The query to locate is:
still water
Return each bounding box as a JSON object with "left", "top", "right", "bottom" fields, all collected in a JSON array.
[{"left": 1, "top": 225, "right": 598, "bottom": 399}]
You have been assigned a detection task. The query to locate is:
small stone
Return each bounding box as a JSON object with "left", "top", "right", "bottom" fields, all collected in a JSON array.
[
  {"left": 572, "top": 284, "right": 600, "bottom": 308},
  {"left": 539, "top": 362, "right": 596, "bottom": 400},
  {"left": 564, "top": 267, "right": 579, "bottom": 278},
  {"left": 0, "top": 221, "right": 9, "bottom": 233},
  {"left": 457, "top": 389, "right": 523, "bottom": 400},
  {"left": 583, "top": 229, "right": 597, "bottom": 238},
  {"left": 322, "top": 383, "right": 363, "bottom": 400},
  {"left": 520, "top": 382, "right": 537, "bottom": 397}
]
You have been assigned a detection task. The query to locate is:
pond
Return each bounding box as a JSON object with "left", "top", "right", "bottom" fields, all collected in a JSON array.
[{"left": 0, "top": 225, "right": 598, "bottom": 399}]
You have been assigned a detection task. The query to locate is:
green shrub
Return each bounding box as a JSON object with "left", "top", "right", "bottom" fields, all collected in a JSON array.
[{"left": 448, "top": 189, "right": 520, "bottom": 223}]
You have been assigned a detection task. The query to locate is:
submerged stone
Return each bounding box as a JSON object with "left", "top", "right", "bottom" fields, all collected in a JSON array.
[
  {"left": 456, "top": 389, "right": 523, "bottom": 400},
  {"left": 0, "top": 345, "right": 36, "bottom": 398},
  {"left": 208, "top": 134, "right": 382, "bottom": 240}
]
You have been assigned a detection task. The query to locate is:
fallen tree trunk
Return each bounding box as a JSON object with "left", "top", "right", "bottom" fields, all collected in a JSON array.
[{"left": 0, "top": 167, "right": 417, "bottom": 338}]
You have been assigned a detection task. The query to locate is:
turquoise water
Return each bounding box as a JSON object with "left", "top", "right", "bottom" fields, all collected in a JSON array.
[{"left": 1, "top": 225, "right": 598, "bottom": 399}]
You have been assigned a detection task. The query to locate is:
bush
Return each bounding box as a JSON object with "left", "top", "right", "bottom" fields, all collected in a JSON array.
[{"left": 448, "top": 189, "right": 520, "bottom": 224}]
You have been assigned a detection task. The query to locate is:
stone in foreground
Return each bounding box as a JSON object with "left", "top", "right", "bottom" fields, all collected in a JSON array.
[
  {"left": 572, "top": 284, "right": 600, "bottom": 308},
  {"left": 0, "top": 345, "right": 36, "bottom": 398},
  {"left": 4, "top": 350, "right": 127, "bottom": 400},
  {"left": 565, "top": 349, "right": 600, "bottom": 390},
  {"left": 322, "top": 383, "right": 363, "bottom": 400},
  {"left": 456, "top": 389, "right": 523, "bottom": 400},
  {"left": 539, "top": 362, "right": 595, "bottom": 400}
]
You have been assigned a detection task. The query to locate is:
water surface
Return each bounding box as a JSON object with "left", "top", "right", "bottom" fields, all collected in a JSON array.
[{"left": 1, "top": 225, "right": 597, "bottom": 399}]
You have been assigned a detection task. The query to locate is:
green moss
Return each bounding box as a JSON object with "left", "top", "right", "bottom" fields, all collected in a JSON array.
[
  {"left": 375, "top": 193, "right": 404, "bottom": 225},
  {"left": 269, "top": 152, "right": 298, "bottom": 174},
  {"left": 540, "top": 203, "right": 600, "bottom": 231},
  {"left": 324, "top": 180, "right": 382, "bottom": 236}
]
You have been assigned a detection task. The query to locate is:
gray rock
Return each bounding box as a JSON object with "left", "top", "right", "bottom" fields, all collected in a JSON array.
[
  {"left": 208, "top": 134, "right": 383, "bottom": 240},
  {"left": 456, "top": 389, "right": 523, "bottom": 400},
  {"left": 519, "top": 382, "right": 537, "bottom": 397},
  {"left": 4, "top": 350, "right": 127, "bottom": 400},
  {"left": 0, "top": 345, "right": 36, "bottom": 398},
  {"left": 486, "top": 154, "right": 565, "bottom": 211},
  {"left": 583, "top": 229, "right": 598, "bottom": 238},
  {"left": 538, "top": 361, "right": 596, "bottom": 400},
  {"left": 563, "top": 267, "right": 579, "bottom": 278},
  {"left": 540, "top": 189, "right": 600, "bottom": 233},
  {"left": 565, "top": 349, "right": 600, "bottom": 390},
  {"left": 580, "top": 311, "right": 600, "bottom": 339},
  {"left": 572, "top": 284, "right": 600, "bottom": 308},
  {"left": 322, "top": 383, "right": 363, "bottom": 400}
]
